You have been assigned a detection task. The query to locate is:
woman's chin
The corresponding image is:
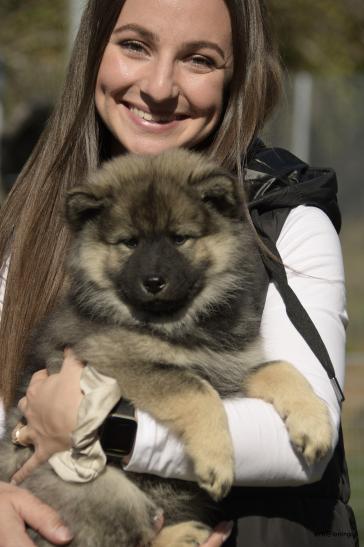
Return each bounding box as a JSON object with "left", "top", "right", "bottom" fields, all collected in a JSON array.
[{"left": 118, "top": 138, "right": 183, "bottom": 156}]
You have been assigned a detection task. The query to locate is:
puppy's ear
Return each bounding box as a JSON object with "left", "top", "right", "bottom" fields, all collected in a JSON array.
[
  {"left": 195, "top": 169, "right": 243, "bottom": 218},
  {"left": 65, "top": 187, "right": 110, "bottom": 230}
]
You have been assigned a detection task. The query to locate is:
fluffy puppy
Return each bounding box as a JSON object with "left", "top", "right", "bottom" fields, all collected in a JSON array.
[{"left": 0, "top": 149, "right": 332, "bottom": 546}]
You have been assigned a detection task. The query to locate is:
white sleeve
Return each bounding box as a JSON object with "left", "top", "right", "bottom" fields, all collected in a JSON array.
[{"left": 125, "top": 206, "right": 347, "bottom": 486}]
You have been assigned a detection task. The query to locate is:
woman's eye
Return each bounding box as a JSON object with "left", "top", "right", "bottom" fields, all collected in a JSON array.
[
  {"left": 171, "top": 234, "right": 190, "bottom": 246},
  {"left": 119, "top": 40, "right": 148, "bottom": 56},
  {"left": 120, "top": 237, "right": 139, "bottom": 249},
  {"left": 188, "top": 55, "right": 216, "bottom": 70}
]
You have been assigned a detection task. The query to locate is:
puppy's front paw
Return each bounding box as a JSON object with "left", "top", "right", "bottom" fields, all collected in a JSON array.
[
  {"left": 285, "top": 396, "right": 333, "bottom": 464},
  {"left": 193, "top": 446, "right": 234, "bottom": 501},
  {"left": 153, "top": 520, "right": 212, "bottom": 547}
]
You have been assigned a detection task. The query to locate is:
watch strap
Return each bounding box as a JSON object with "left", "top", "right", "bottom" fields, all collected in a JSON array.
[{"left": 111, "top": 398, "right": 136, "bottom": 419}]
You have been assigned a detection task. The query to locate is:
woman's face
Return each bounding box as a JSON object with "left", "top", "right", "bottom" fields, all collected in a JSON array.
[{"left": 95, "top": 0, "right": 233, "bottom": 155}]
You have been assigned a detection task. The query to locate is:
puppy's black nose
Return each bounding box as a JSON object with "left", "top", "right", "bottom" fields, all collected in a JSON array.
[{"left": 142, "top": 276, "right": 167, "bottom": 294}]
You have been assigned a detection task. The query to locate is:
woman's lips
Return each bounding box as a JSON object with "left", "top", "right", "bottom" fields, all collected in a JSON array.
[{"left": 122, "top": 102, "right": 188, "bottom": 131}]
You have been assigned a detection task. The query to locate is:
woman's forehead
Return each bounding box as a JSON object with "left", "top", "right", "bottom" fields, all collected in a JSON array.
[{"left": 114, "top": 0, "right": 233, "bottom": 52}]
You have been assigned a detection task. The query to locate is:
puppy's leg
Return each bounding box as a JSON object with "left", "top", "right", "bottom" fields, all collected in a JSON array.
[
  {"left": 245, "top": 361, "right": 333, "bottom": 464},
  {"left": 152, "top": 521, "right": 212, "bottom": 547},
  {"left": 131, "top": 370, "right": 234, "bottom": 502},
  {"left": 72, "top": 336, "right": 234, "bottom": 500}
]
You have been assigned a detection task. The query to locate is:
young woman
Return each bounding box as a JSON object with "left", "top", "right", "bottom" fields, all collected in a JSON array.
[{"left": 0, "top": 0, "right": 355, "bottom": 545}]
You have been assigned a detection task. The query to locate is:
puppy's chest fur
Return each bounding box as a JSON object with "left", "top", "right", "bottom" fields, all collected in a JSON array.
[{"left": 28, "top": 294, "right": 264, "bottom": 400}]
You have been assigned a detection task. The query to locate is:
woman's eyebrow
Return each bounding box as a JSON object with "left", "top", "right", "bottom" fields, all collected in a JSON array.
[
  {"left": 113, "top": 24, "right": 226, "bottom": 59},
  {"left": 113, "top": 23, "right": 157, "bottom": 43},
  {"left": 183, "top": 41, "right": 226, "bottom": 60}
]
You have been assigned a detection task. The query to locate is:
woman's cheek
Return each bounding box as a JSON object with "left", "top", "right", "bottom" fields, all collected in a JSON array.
[
  {"left": 97, "top": 45, "right": 134, "bottom": 92},
  {"left": 184, "top": 73, "right": 226, "bottom": 115}
]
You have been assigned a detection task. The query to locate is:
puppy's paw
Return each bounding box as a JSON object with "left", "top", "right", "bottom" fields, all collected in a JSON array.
[
  {"left": 152, "top": 520, "right": 212, "bottom": 547},
  {"left": 285, "top": 396, "right": 333, "bottom": 465},
  {"left": 187, "top": 427, "right": 234, "bottom": 501},
  {"left": 193, "top": 448, "right": 234, "bottom": 501}
]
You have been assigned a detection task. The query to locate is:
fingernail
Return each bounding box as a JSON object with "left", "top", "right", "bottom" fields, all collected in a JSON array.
[
  {"left": 55, "top": 525, "right": 73, "bottom": 542},
  {"left": 153, "top": 508, "right": 164, "bottom": 522},
  {"left": 153, "top": 508, "right": 164, "bottom": 532},
  {"left": 220, "top": 521, "right": 234, "bottom": 541}
]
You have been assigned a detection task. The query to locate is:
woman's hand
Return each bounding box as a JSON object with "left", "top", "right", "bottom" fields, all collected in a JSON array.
[
  {"left": 0, "top": 482, "right": 73, "bottom": 545},
  {"left": 202, "top": 521, "right": 234, "bottom": 546},
  {"left": 11, "top": 349, "right": 84, "bottom": 485},
  {"left": 10, "top": 354, "right": 233, "bottom": 546}
]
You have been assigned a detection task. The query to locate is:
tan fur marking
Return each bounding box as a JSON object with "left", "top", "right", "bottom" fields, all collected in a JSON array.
[{"left": 77, "top": 241, "right": 112, "bottom": 288}]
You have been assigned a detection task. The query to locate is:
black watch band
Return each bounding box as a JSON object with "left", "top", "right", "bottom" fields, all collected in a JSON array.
[{"left": 99, "top": 398, "right": 137, "bottom": 465}]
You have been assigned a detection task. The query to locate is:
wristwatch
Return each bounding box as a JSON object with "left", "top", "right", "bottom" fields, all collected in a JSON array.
[{"left": 99, "top": 398, "right": 137, "bottom": 465}]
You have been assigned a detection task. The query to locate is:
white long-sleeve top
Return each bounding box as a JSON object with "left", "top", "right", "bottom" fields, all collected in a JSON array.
[{"left": 0, "top": 205, "right": 347, "bottom": 486}]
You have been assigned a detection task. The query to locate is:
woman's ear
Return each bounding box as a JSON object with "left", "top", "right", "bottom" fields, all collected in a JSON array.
[{"left": 65, "top": 186, "right": 111, "bottom": 230}]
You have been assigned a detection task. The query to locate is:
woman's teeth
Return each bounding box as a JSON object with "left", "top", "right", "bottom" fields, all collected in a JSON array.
[{"left": 129, "top": 106, "right": 178, "bottom": 123}]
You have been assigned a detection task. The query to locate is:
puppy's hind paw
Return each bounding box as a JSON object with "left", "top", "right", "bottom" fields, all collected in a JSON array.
[{"left": 152, "top": 521, "right": 212, "bottom": 547}]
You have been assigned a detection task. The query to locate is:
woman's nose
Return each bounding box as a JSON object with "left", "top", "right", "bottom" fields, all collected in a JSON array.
[{"left": 140, "top": 58, "right": 179, "bottom": 103}]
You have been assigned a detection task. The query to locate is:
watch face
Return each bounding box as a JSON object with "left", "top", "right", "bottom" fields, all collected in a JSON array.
[{"left": 100, "top": 416, "right": 137, "bottom": 457}]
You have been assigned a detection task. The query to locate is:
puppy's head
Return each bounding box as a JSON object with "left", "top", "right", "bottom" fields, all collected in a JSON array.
[{"left": 65, "top": 149, "right": 254, "bottom": 329}]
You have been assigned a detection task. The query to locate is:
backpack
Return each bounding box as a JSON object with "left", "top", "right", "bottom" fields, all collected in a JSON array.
[{"left": 222, "top": 141, "right": 359, "bottom": 546}]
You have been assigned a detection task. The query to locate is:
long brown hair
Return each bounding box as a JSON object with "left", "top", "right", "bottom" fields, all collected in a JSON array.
[{"left": 0, "top": 0, "right": 282, "bottom": 408}]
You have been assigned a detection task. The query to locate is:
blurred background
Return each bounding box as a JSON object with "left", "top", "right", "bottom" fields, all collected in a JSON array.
[{"left": 0, "top": 0, "right": 363, "bottom": 539}]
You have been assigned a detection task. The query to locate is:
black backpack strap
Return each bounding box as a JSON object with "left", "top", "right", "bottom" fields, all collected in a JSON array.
[{"left": 251, "top": 208, "right": 345, "bottom": 404}]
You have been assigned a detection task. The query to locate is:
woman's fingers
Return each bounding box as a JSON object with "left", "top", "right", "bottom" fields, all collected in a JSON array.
[
  {"left": 28, "top": 368, "right": 49, "bottom": 385},
  {"left": 18, "top": 370, "right": 49, "bottom": 418},
  {"left": 11, "top": 451, "right": 47, "bottom": 485},
  {"left": 63, "top": 347, "right": 84, "bottom": 366},
  {"left": 16, "top": 489, "right": 73, "bottom": 544},
  {"left": 201, "top": 521, "right": 234, "bottom": 546},
  {"left": 0, "top": 483, "right": 73, "bottom": 545},
  {"left": 153, "top": 510, "right": 164, "bottom": 533},
  {"left": 18, "top": 396, "right": 27, "bottom": 414},
  {"left": 0, "top": 503, "right": 40, "bottom": 547},
  {"left": 10, "top": 355, "right": 85, "bottom": 485}
]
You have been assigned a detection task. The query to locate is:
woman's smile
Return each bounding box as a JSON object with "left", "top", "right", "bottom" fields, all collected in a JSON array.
[
  {"left": 121, "top": 101, "right": 189, "bottom": 134},
  {"left": 125, "top": 102, "right": 188, "bottom": 124}
]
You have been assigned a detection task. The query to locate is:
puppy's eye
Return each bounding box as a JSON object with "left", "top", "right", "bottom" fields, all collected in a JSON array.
[
  {"left": 120, "top": 238, "right": 139, "bottom": 248},
  {"left": 171, "top": 234, "right": 190, "bottom": 246}
]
